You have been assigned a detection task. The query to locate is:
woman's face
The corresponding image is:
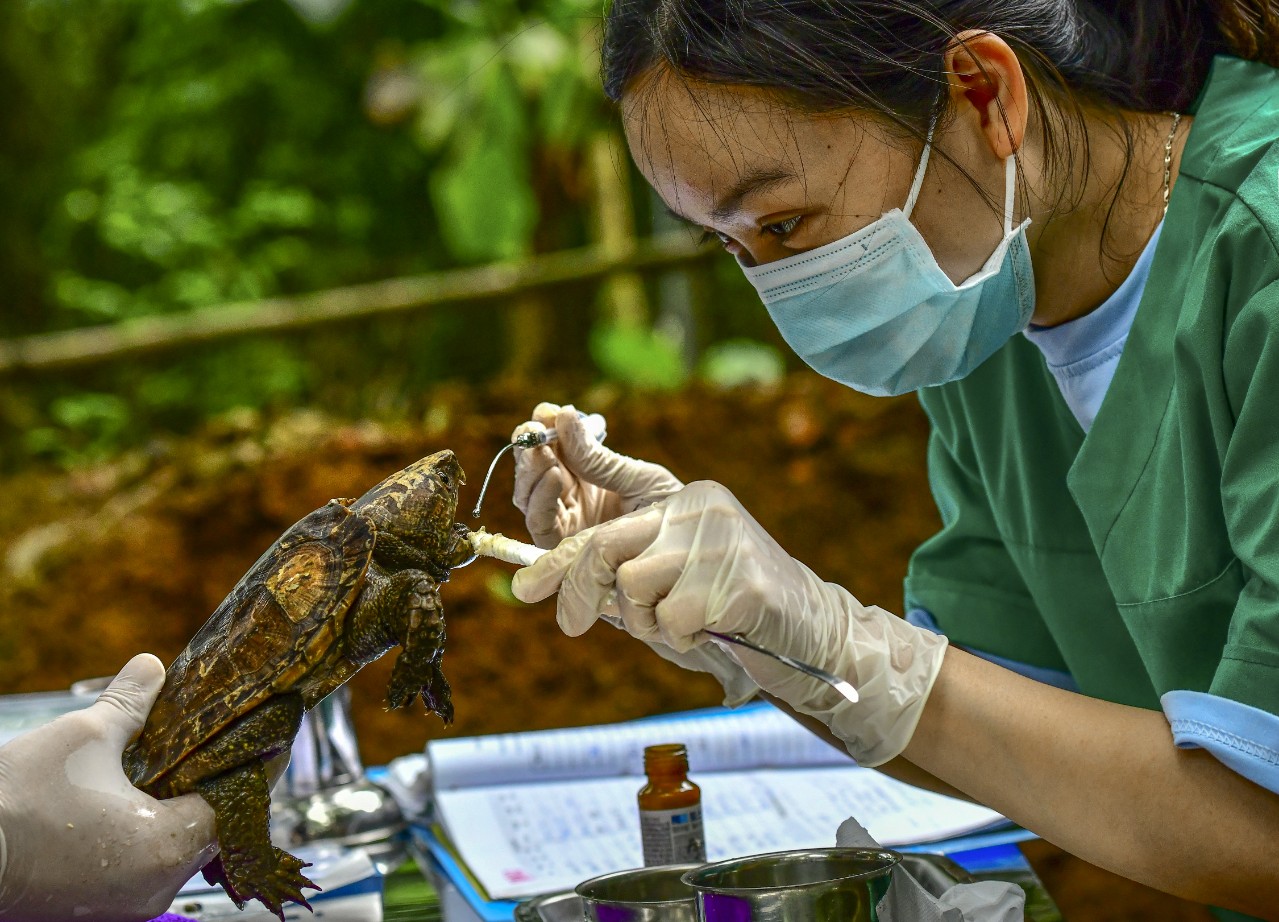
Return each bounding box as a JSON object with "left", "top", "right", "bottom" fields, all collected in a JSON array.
[{"left": 621, "top": 71, "right": 1010, "bottom": 281}]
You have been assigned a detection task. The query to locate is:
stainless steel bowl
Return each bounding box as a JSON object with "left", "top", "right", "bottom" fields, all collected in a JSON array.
[
  {"left": 518, "top": 853, "right": 980, "bottom": 922},
  {"left": 574, "top": 863, "right": 703, "bottom": 922},
  {"left": 681, "top": 848, "right": 900, "bottom": 922}
]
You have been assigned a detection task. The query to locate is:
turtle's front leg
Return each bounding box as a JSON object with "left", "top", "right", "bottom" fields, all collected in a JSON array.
[
  {"left": 350, "top": 570, "right": 452, "bottom": 722},
  {"left": 386, "top": 578, "right": 451, "bottom": 722}
]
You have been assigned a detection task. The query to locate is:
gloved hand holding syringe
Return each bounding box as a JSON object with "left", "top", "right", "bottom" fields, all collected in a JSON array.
[
  {"left": 470, "top": 406, "right": 853, "bottom": 705},
  {"left": 470, "top": 403, "right": 759, "bottom": 710},
  {"left": 470, "top": 411, "right": 608, "bottom": 518},
  {"left": 471, "top": 404, "right": 947, "bottom": 766},
  {"left": 470, "top": 523, "right": 860, "bottom": 705}
]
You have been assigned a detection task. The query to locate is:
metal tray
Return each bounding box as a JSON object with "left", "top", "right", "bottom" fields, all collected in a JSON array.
[{"left": 514, "top": 854, "right": 974, "bottom": 922}]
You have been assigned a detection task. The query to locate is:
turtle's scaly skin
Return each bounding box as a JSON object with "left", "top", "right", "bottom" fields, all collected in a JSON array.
[{"left": 123, "top": 450, "right": 475, "bottom": 920}]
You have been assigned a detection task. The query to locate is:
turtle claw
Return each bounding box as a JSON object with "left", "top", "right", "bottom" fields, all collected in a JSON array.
[
  {"left": 423, "top": 686, "right": 454, "bottom": 725},
  {"left": 202, "top": 856, "right": 246, "bottom": 909},
  {"left": 387, "top": 654, "right": 453, "bottom": 723},
  {"left": 418, "top": 659, "right": 454, "bottom": 724},
  {"left": 213, "top": 848, "right": 319, "bottom": 921},
  {"left": 246, "top": 851, "right": 320, "bottom": 922},
  {"left": 386, "top": 669, "right": 416, "bottom": 710}
]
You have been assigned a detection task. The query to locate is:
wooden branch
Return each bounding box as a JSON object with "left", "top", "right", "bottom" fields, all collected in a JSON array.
[{"left": 0, "top": 234, "right": 715, "bottom": 376}]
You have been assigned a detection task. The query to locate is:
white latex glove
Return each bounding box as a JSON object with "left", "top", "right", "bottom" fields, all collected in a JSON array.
[
  {"left": 512, "top": 403, "right": 683, "bottom": 549},
  {"left": 513, "top": 404, "right": 753, "bottom": 706},
  {"left": 512, "top": 481, "right": 949, "bottom": 767},
  {"left": 0, "top": 654, "right": 218, "bottom": 922}
]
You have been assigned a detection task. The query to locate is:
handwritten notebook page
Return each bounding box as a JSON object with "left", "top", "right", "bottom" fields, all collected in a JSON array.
[
  {"left": 428, "top": 704, "right": 849, "bottom": 790},
  {"left": 435, "top": 767, "right": 1006, "bottom": 900}
]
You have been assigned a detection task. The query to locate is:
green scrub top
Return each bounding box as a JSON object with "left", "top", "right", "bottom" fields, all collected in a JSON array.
[
  {"left": 906, "top": 54, "right": 1279, "bottom": 710},
  {"left": 904, "top": 50, "right": 1277, "bottom": 900}
]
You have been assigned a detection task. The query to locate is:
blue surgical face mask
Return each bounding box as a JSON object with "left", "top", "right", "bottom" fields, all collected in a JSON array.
[{"left": 741, "top": 135, "right": 1035, "bottom": 397}]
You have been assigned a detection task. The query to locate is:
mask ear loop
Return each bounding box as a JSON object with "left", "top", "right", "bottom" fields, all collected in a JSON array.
[
  {"left": 902, "top": 119, "right": 937, "bottom": 220},
  {"left": 904, "top": 114, "right": 1019, "bottom": 233},
  {"left": 1002, "top": 150, "right": 1017, "bottom": 236}
]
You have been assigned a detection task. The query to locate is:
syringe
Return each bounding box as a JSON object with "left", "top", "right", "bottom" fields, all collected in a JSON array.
[{"left": 471, "top": 413, "right": 607, "bottom": 518}]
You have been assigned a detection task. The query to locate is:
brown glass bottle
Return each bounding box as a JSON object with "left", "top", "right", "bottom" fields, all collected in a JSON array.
[{"left": 637, "top": 743, "right": 707, "bottom": 866}]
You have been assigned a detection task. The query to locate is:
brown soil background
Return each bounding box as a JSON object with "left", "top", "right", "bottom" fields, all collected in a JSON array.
[{"left": 0, "top": 376, "right": 1212, "bottom": 921}]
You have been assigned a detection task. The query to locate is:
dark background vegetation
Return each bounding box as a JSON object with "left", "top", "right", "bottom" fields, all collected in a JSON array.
[
  {"left": 0, "top": 0, "right": 778, "bottom": 471},
  {"left": 0, "top": 2, "right": 1215, "bottom": 918}
]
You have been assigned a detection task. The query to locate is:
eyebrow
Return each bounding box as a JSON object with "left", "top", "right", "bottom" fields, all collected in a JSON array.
[
  {"left": 663, "top": 165, "right": 799, "bottom": 226},
  {"left": 709, "top": 166, "right": 796, "bottom": 222}
]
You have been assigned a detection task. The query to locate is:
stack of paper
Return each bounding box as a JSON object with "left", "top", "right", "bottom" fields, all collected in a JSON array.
[{"left": 427, "top": 704, "right": 1008, "bottom": 901}]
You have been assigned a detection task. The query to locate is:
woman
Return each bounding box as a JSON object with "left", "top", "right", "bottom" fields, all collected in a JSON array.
[{"left": 511, "top": 1, "right": 1279, "bottom": 918}]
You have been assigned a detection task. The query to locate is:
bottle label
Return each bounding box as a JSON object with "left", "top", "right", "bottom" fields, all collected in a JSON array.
[{"left": 639, "top": 805, "right": 707, "bottom": 865}]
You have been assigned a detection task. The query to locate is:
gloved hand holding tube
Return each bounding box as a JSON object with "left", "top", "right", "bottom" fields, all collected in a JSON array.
[
  {"left": 512, "top": 404, "right": 756, "bottom": 708},
  {"left": 512, "top": 481, "right": 950, "bottom": 767},
  {"left": 0, "top": 654, "right": 217, "bottom": 922},
  {"left": 513, "top": 403, "right": 684, "bottom": 548}
]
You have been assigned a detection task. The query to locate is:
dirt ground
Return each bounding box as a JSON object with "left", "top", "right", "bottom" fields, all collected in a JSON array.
[{"left": 0, "top": 375, "right": 1214, "bottom": 921}]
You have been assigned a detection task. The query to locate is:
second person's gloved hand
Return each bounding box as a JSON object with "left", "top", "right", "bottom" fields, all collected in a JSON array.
[
  {"left": 0, "top": 654, "right": 217, "bottom": 922},
  {"left": 513, "top": 481, "right": 949, "bottom": 767},
  {"left": 512, "top": 403, "right": 683, "bottom": 549}
]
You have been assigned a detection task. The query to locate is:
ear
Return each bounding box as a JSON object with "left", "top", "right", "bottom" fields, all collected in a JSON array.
[{"left": 943, "top": 30, "right": 1029, "bottom": 161}]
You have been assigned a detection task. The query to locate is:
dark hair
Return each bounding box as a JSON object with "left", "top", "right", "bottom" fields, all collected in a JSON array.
[
  {"left": 1076, "top": 1, "right": 1278, "bottom": 109},
  {"left": 603, "top": 0, "right": 1278, "bottom": 254},
  {"left": 604, "top": 0, "right": 1276, "bottom": 112}
]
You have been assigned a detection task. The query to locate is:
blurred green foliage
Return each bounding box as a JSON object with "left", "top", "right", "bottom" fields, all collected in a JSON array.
[
  {"left": 6, "top": 0, "right": 443, "bottom": 335},
  {"left": 0, "top": 0, "right": 780, "bottom": 471},
  {"left": 414, "top": 2, "right": 605, "bottom": 263},
  {"left": 590, "top": 322, "right": 688, "bottom": 392},
  {"left": 699, "top": 340, "right": 787, "bottom": 389}
]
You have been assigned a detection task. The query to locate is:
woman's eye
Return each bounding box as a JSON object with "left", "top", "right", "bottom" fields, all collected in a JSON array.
[
  {"left": 762, "top": 216, "right": 802, "bottom": 238},
  {"left": 699, "top": 229, "right": 735, "bottom": 249}
]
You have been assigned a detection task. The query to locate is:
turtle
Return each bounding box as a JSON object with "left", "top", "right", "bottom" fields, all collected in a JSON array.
[{"left": 123, "top": 449, "right": 476, "bottom": 919}]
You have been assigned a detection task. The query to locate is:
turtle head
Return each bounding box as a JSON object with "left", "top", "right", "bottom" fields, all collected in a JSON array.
[{"left": 351, "top": 450, "right": 467, "bottom": 567}]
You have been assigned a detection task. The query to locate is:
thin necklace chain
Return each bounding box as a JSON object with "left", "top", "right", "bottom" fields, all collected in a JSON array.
[{"left": 1163, "top": 111, "right": 1182, "bottom": 216}]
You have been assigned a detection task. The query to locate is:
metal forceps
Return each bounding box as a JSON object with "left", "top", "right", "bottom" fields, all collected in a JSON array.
[{"left": 705, "top": 630, "right": 859, "bottom": 704}]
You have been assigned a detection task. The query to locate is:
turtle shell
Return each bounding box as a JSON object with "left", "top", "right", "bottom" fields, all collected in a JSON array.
[{"left": 129, "top": 499, "right": 375, "bottom": 791}]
